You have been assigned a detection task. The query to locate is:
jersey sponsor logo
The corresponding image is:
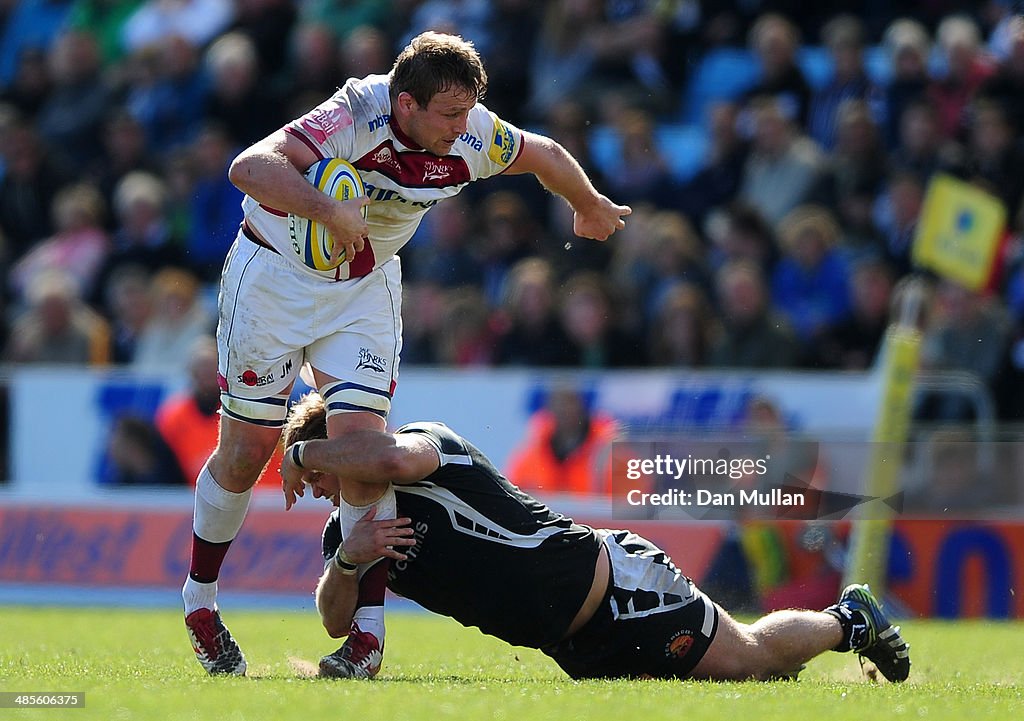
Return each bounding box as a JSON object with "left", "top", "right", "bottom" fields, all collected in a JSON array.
[
  {"left": 459, "top": 131, "right": 483, "bottom": 152},
  {"left": 367, "top": 113, "right": 390, "bottom": 132},
  {"left": 665, "top": 630, "right": 695, "bottom": 659},
  {"left": 422, "top": 160, "right": 451, "bottom": 182},
  {"left": 297, "top": 99, "right": 353, "bottom": 144},
  {"left": 392, "top": 521, "right": 429, "bottom": 574},
  {"left": 356, "top": 347, "right": 388, "bottom": 373},
  {"left": 363, "top": 182, "right": 441, "bottom": 209},
  {"left": 488, "top": 118, "right": 516, "bottom": 166},
  {"left": 356, "top": 140, "right": 471, "bottom": 189},
  {"left": 238, "top": 369, "right": 276, "bottom": 387}
]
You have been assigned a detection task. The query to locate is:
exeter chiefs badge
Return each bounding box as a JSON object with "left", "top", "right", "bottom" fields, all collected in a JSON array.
[{"left": 665, "top": 630, "right": 695, "bottom": 659}]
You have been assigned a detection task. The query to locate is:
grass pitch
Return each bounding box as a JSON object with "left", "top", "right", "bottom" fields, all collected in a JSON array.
[{"left": 1, "top": 606, "right": 1022, "bottom": 720}]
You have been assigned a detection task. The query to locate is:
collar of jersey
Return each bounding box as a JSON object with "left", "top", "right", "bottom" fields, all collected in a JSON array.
[{"left": 388, "top": 113, "right": 424, "bottom": 151}]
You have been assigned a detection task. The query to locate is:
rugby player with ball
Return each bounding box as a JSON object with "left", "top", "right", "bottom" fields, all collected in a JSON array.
[{"left": 182, "top": 31, "right": 631, "bottom": 677}]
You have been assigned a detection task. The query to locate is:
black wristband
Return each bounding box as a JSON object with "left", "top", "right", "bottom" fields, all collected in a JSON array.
[
  {"left": 290, "top": 441, "right": 306, "bottom": 469},
  {"left": 333, "top": 546, "right": 358, "bottom": 575}
]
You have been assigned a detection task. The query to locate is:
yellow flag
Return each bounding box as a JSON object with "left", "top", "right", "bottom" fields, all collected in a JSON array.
[{"left": 912, "top": 174, "right": 1005, "bottom": 291}]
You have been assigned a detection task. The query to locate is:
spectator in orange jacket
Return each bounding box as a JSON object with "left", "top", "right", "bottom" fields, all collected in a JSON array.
[{"left": 505, "top": 387, "right": 617, "bottom": 495}]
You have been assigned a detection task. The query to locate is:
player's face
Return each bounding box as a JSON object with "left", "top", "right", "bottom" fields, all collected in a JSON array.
[
  {"left": 404, "top": 87, "right": 475, "bottom": 156},
  {"left": 305, "top": 471, "right": 341, "bottom": 504}
]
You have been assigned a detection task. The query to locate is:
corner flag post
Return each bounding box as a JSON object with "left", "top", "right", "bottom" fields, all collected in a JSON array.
[
  {"left": 842, "top": 173, "right": 1005, "bottom": 594},
  {"left": 842, "top": 280, "right": 924, "bottom": 593}
]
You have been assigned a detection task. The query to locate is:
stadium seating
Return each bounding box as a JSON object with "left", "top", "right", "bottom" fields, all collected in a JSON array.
[
  {"left": 797, "top": 46, "right": 834, "bottom": 90},
  {"left": 681, "top": 48, "right": 760, "bottom": 123},
  {"left": 589, "top": 123, "right": 710, "bottom": 183},
  {"left": 683, "top": 45, "right": 895, "bottom": 122}
]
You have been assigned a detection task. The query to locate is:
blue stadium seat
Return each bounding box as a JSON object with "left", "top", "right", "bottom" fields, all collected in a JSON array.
[
  {"left": 800, "top": 45, "right": 894, "bottom": 89},
  {"left": 588, "top": 125, "right": 620, "bottom": 175},
  {"left": 865, "top": 45, "right": 894, "bottom": 86},
  {"left": 589, "top": 123, "right": 710, "bottom": 183},
  {"left": 682, "top": 48, "right": 760, "bottom": 123},
  {"left": 657, "top": 125, "right": 710, "bottom": 182},
  {"left": 798, "top": 46, "right": 835, "bottom": 90}
]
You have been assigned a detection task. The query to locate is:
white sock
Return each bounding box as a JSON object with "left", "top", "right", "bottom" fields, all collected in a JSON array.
[
  {"left": 340, "top": 485, "right": 396, "bottom": 641},
  {"left": 352, "top": 605, "right": 386, "bottom": 641},
  {"left": 182, "top": 578, "right": 218, "bottom": 616},
  {"left": 183, "top": 465, "right": 253, "bottom": 613},
  {"left": 193, "top": 464, "right": 253, "bottom": 543}
]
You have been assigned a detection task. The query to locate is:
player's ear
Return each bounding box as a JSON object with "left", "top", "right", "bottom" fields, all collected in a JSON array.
[{"left": 396, "top": 91, "right": 418, "bottom": 113}]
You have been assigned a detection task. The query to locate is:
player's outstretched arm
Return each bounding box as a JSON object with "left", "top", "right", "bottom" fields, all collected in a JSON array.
[
  {"left": 228, "top": 129, "right": 370, "bottom": 261},
  {"left": 282, "top": 430, "right": 440, "bottom": 509},
  {"left": 505, "top": 131, "right": 631, "bottom": 241}
]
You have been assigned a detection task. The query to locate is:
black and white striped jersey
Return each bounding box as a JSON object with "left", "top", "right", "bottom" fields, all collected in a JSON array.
[{"left": 321, "top": 421, "right": 603, "bottom": 649}]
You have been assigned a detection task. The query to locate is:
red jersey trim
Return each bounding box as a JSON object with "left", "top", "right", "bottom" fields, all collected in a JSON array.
[
  {"left": 258, "top": 203, "right": 287, "bottom": 217},
  {"left": 388, "top": 114, "right": 423, "bottom": 150},
  {"left": 284, "top": 127, "right": 327, "bottom": 161},
  {"left": 346, "top": 243, "right": 377, "bottom": 279},
  {"left": 354, "top": 140, "right": 471, "bottom": 189}
]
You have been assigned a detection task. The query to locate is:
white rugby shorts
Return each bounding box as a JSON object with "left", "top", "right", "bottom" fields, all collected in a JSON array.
[{"left": 216, "top": 230, "right": 402, "bottom": 427}]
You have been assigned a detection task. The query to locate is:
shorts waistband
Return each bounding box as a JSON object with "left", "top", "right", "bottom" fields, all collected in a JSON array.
[{"left": 241, "top": 220, "right": 279, "bottom": 255}]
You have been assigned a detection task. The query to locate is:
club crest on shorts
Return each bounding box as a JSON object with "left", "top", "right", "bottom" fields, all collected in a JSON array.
[
  {"left": 665, "top": 630, "right": 695, "bottom": 659},
  {"left": 288, "top": 158, "right": 366, "bottom": 271},
  {"left": 356, "top": 347, "right": 388, "bottom": 373}
]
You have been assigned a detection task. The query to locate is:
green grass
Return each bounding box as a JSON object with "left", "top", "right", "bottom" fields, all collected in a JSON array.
[{"left": 1, "top": 607, "right": 1022, "bottom": 720}]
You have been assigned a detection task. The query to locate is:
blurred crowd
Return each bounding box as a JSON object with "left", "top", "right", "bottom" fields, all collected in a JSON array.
[{"left": 4, "top": 0, "right": 1024, "bottom": 433}]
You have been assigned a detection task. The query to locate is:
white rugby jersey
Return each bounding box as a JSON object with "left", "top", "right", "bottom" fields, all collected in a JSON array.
[{"left": 241, "top": 74, "right": 525, "bottom": 280}]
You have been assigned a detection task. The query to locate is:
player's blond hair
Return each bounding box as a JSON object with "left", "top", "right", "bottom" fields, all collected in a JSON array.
[
  {"left": 281, "top": 392, "right": 328, "bottom": 448},
  {"left": 390, "top": 31, "right": 487, "bottom": 106}
]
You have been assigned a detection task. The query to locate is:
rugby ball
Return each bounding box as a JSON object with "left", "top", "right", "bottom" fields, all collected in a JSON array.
[{"left": 288, "top": 158, "right": 366, "bottom": 271}]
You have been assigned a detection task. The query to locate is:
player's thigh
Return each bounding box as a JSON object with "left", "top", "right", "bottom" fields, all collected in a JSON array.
[
  {"left": 217, "top": 236, "right": 309, "bottom": 427},
  {"left": 210, "top": 414, "right": 288, "bottom": 492},
  {"left": 310, "top": 367, "right": 388, "bottom": 505},
  {"left": 688, "top": 605, "right": 761, "bottom": 681},
  {"left": 306, "top": 259, "right": 402, "bottom": 421}
]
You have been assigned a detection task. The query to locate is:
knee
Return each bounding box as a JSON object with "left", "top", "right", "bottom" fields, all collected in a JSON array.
[
  {"left": 741, "top": 626, "right": 788, "bottom": 681},
  {"left": 693, "top": 622, "right": 770, "bottom": 681},
  {"left": 719, "top": 648, "right": 775, "bottom": 681},
  {"left": 209, "top": 435, "right": 279, "bottom": 490}
]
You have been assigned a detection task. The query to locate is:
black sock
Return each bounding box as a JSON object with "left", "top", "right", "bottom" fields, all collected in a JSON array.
[{"left": 824, "top": 604, "right": 870, "bottom": 652}]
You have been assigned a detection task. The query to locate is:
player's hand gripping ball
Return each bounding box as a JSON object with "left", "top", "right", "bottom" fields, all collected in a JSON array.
[{"left": 288, "top": 158, "right": 366, "bottom": 271}]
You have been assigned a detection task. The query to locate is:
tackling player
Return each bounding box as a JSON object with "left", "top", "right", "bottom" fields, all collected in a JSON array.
[
  {"left": 183, "top": 31, "right": 631, "bottom": 676},
  {"left": 281, "top": 393, "right": 911, "bottom": 683}
]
